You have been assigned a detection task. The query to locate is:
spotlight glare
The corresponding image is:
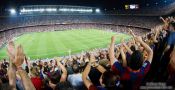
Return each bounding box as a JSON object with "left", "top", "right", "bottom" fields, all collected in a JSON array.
[
  {"left": 95, "top": 8, "right": 100, "bottom": 13},
  {"left": 9, "top": 9, "right": 16, "bottom": 15}
]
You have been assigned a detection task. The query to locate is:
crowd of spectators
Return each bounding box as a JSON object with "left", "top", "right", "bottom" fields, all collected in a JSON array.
[
  {"left": 0, "top": 15, "right": 161, "bottom": 31},
  {"left": 0, "top": 16, "right": 174, "bottom": 90},
  {"left": 0, "top": 15, "right": 162, "bottom": 48}
]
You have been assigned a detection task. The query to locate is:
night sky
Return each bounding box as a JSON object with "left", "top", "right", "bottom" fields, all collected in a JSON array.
[{"left": 0, "top": 0, "right": 174, "bottom": 14}]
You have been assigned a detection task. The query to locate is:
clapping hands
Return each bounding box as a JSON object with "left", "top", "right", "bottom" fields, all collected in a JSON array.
[{"left": 7, "top": 41, "right": 25, "bottom": 68}]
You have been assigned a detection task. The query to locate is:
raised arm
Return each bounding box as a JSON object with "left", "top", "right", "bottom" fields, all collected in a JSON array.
[
  {"left": 15, "top": 45, "right": 36, "bottom": 90},
  {"left": 160, "top": 16, "right": 167, "bottom": 24},
  {"left": 7, "top": 61, "right": 16, "bottom": 90},
  {"left": 135, "top": 36, "right": 153, "bottom": 63},
  {"left": 109, "top": 36, "right": 116, "bottom": 65},
  {"left": 82, "top": 53, "right": 95, "bottom": 89},
  {"left": 55, "top": 58, "right": 67, "bottom": 82},
  {"left": 160, "top": 17, "right": 169, "bottom": 29},
  {"left": 153, "top": 28, "right": 160, "bottom": 43},
  {"left": 129, "top": 28, "right": 136, "bottom": 37},
  {"left": 79, "top": 52, "right": 84, "bottom": 63},
  {"left": 122, "top": 42, "right": 133, "bottom": 55},
  {"left": 120, "top": 37, "right": 133, "bottom": 55},
  {"left": 7, "top": 41, "right": 16, "bottom": 90},
  {"left": 131, "top": 38, "right": 138, "bottom": 50},
  {"left": 120, "top": 46, "right": 127, "bottom": 67},
  {"left": 153, "top": 31, "right": 158, "bottom": 43},
  {"left": 96, "top": 65, "right": 106, "bottom": 73},
  {"left": 82, "top": 53, "right": 105, "bottom": 89},
  {"left": 91, "top": 53, "right": 106, "bottom": 73},
  {"left": 115, "top": 46, "right": 121, "bottom": 59},
  {"left": 82, "top": 62, "right": 92, "bottom": 89},
  {"left": 129, "top": 29, "right": 140, "bottom": 49},
  {"left": 17, "top": 69, "right": 36, "bottom": 90}
]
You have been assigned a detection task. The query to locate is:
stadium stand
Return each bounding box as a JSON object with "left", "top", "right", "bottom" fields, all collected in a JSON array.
[
  {"left": 0, "top": 15, "right": 175, "bottom": 90},
  {"left": 0, "top": 15, "right": 161, "bottom": 31},
  {"left": 1, "top": 3, "right": 175, "bottom": 90},
  {"left": 0, "top": 15, "right": 161, "bottom": 48}
]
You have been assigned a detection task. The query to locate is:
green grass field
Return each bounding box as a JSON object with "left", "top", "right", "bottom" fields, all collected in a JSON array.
[{"left": 0, "top": 29, "right": 131, "bottom": 60}]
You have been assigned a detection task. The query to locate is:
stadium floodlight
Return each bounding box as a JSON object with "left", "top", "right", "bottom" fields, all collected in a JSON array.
[
  {"left": 9, "top": 8, "right": 16, "bottom": 15},
  {"left": 95, "top": 8, "right": 100, "bottom": 13},
  {"left": 45, "top": 8, "right": 57, "bottom": 12},
  {"left": 59, "top": 8, "right": 93, "bottom": 13},
  {"left": 20, "top": 8, "right": 28, "bottom": 13},
  {"left": 20, "top": 8, "right": 57, "bottom": 14}
]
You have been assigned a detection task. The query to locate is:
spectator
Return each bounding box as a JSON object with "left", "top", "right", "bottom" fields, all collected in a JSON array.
[
  {"left": 67, "top": 63, "right": 85, "bottom": 90},
  {"left": 82, "top": 53, "right": 121, "bottom": 90},
  {"left": 109, "top": 34, "right": 153, "bottom": 90}
]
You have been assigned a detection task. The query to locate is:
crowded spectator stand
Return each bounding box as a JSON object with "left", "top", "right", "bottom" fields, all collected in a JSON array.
[{"left": 0, "top": 16, "right": 175, "bottom": 90}]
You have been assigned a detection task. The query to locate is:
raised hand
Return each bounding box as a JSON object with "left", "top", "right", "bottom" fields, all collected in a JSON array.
[
  {"left": 55, "top": 57, "right": 61, "bottom": 62},
  {"left": 129, "top": 28, "right": 133, "bottom": 33},
  {"left": 89, "top": 53, "right": 99, "bottom": 68},
  {"left": 7, "top": 42, "right": 25, "bottom": 67},
  {"left": 111, "top": 35, "right": 116, "bottom": 43},
  {"left": 160, "top": 16, "right": 163, "bottom": 20},
  {"left": 7, "top": 41, "right": 15, "bottom": 61},
  {"left": 89, "top": 53, "right": 96, "bottom": 63},
  {"left": 7, "top": 41, "right": 17, "bottom": 90},
  {"left": 116, "top": 46, "right": 120, "bottom": 51},
  {"left": 155, "top": 27, "right": 161, "bottom": 34},
  {"left": 135, "top": 36, "right": 143, "bottom": 42},
  {"left": 14, "top": 45, "right": 25, "bottom": 67},
  {"left": 129, "top": 28, "right": 136, "bottom": 37}
]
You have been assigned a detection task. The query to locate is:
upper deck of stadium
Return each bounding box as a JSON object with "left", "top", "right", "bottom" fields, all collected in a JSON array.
[{"left": 0, "top": 3, "right": 175, "bottom": 32}]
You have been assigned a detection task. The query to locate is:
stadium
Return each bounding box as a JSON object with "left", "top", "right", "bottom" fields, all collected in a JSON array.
[{"left": 0, "top": 0, "right": 175, "bottom": 90}]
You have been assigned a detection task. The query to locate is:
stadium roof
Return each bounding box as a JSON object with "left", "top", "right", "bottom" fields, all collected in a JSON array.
[
  {"left": 0, "top": 0, "right": 175, "bottom": 16},
  {"left": 1, "top": 0, "right": 175, "bottom": 10}
]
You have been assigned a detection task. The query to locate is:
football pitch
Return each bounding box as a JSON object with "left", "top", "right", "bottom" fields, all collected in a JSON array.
[{"left": 0, "top": 29, "right": 131, "bottom": 60}]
